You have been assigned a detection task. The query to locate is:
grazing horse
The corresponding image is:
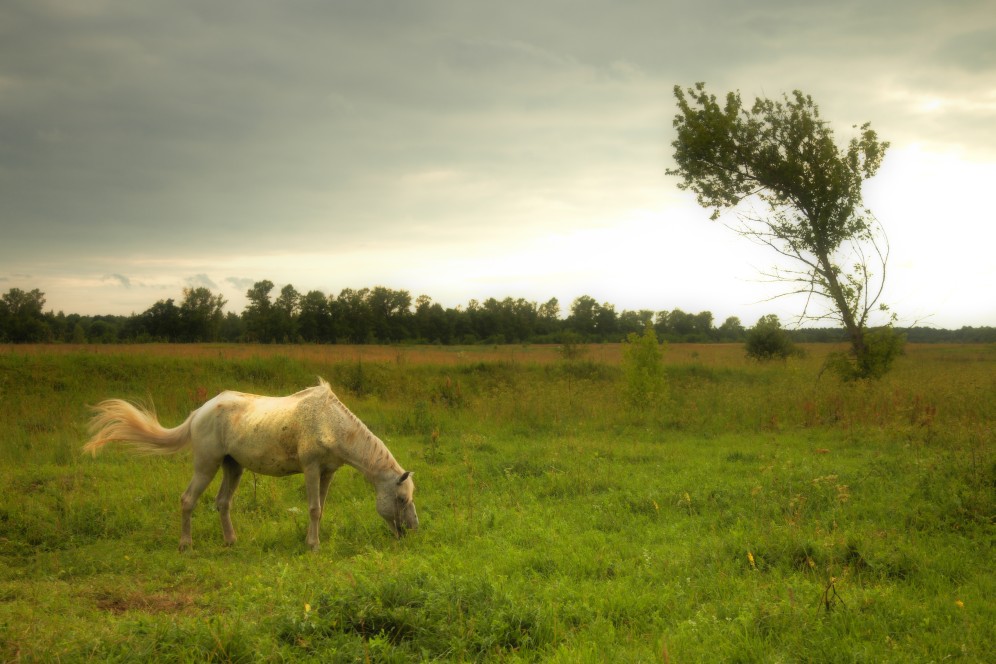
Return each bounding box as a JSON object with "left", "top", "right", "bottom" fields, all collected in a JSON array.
[{"left": 83, "top": 379, "right": 418, "bottom": 551}]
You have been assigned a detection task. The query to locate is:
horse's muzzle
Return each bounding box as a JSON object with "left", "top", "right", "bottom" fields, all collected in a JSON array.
[
  {"left": 396, "top": 520, "right": 419, "bottom": 537},
  {"left": 395, "top": 509, "right": 419, "bottom": 537}
]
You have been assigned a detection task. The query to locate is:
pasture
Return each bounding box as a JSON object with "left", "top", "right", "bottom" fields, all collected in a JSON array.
[{"left": 0, "top": 343, "right": 993, "bottom": 662}]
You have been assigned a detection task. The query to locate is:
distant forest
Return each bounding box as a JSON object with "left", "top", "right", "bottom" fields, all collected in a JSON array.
[{"left": 1, "top": 283, "right": 993, "bottom": 345}]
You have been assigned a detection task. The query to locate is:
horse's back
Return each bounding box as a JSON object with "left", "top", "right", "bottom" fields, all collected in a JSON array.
[{"left": 190, "top": 387, "right": 326, "bottom": 476}]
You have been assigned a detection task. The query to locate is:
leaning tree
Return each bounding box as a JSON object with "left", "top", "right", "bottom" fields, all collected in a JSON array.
[{"left": 667, "top": 83, "right": 902, "bottom": 378}]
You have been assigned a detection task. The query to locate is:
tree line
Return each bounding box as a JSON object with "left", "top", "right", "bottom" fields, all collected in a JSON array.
[{"left": 1, "top": 284, "right": 992, "bottom": 345}]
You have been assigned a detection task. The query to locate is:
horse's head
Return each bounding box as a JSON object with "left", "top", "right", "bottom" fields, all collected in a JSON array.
[{"left": 376, "top": 470, "right": 418, "bottom": 537}]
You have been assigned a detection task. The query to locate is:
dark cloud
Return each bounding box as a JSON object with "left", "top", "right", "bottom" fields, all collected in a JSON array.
[
  {"left": 104, "top": 274, "right": 131, "bottom": 289},
  {"left": 935, "top": 28, "right": 996, "bottom": 73},
  {"left": 4, "top": 1, "right": 991, "bottom": 258}
]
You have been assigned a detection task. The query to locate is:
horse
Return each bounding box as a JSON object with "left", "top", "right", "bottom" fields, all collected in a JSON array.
[{"left": 83, "top": 378, "right": 418, "bottom": 551}]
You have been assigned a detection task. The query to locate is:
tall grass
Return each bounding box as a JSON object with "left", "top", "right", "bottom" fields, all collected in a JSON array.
[{"left": 0, "top": 344, "right": 992, "bottom": 661}]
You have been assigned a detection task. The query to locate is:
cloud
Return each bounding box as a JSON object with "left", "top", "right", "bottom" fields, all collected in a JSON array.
[
  {"left": 935, "top": 27, "right": 996, "bottom": 73},
  {"left": 104, "top": 274, "right": 131, "bottom": 289},
  {"left": 186, "top": 273, "right": 218, "bottom": 290},
  {"left": 225, "top": 277, "right": 256, "bottom": 291}
]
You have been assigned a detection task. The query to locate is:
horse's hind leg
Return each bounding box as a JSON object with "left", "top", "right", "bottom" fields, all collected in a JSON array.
[
  {"left": 179, "top": 458, "right": 222, "bottom": 552},
  {"left": 216, "top": 456, "right": 244, "bottom": 546},
  {"left": 304, "top": 464, "right": 325, "bottom": 551}
]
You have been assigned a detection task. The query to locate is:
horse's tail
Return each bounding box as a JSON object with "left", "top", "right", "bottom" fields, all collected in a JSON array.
[{"left": 83, "top": 399, "right": 194, "bottom": 457}]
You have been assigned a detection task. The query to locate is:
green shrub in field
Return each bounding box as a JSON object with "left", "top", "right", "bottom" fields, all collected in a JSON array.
[
  {"left": 745, "top": 314, "right": 802, "bottom": 362},
  {"left": 558, "top": 330, "right": 587, "bottom": 361},
  {"left": 397, "top": 399, "right": 437, "bottom": 437},
  {"left": 824, "top": 324, "right": 906, "bottom": 380},
  {"left": 621, "top": 324, "right": 666, "bottom": 411}
]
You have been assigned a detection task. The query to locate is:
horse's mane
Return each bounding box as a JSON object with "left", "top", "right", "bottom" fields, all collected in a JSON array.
[
  {"left": 316, "top": 377, "right": 401, "bottom": 477},
  {"left": 316, "top": 377, "right": 365, "bottom": 428}
]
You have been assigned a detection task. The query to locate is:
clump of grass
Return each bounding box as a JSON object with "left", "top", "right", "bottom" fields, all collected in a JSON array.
[{"left": 273, "top": 568, "right": 562, "bottom": 660}]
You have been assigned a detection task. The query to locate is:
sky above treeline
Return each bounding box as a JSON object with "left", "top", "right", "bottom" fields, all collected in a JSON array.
[{"left": 2, "top": 0, "right": 994, "bottom": 328}]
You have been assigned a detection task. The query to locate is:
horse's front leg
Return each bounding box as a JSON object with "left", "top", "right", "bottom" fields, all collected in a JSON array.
[
  {"left": 304, "top": 464, "right": 324, "bottom": 551},
  {"left": 319, "top": 469, "right": 334, "bottom": 513}
]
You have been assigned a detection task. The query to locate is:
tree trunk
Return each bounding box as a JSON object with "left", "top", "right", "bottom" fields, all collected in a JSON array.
[{"left": 816, "top": 250, "right": 867, "bottom": 366}]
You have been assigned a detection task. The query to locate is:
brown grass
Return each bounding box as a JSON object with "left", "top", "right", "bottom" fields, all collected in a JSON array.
[
  {"left": 1, "top": 343, "right": 565, "bottom": 365},
  {"left": 0, "top": 341, "right": 845, "bottom": 366},
  {"left": 90, "top": 589, "right": 198, "bottom": 615},
  {"left": 0, "top": 341, "right": 982, "bottom": 373}
]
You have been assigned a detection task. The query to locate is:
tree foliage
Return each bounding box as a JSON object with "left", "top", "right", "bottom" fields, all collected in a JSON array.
[
  {"left": 142, "top": 298, "right": 181, "bottom": 341},
  {"left": 179, "top": 287, "right": 227, "bottom": 342},
  {"left": 243, "top": 280, "right": 276, "bottom": 342},
  {"left": 0, "top": 288, "right": 50, "bottom": 342},
  {"left": 668, "top": 83, "right": 901, "bottom": 378},
  {"left": 2, "top": 285, "right": 990, "bottom": 347}
]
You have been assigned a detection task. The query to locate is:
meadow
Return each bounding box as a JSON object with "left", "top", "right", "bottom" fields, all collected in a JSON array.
[{"left": 0, "top": 342, "right": 992, "bottom": 662}]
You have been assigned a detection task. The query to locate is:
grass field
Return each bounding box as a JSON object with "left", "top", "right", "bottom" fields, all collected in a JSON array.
[{"left": 0, "top": 343, "right": 993, "bottom": 662}]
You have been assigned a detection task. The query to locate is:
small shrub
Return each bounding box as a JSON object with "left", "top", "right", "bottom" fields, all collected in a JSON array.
[
  {"left": 621, "top": 325, "right": 666, "bottom": 411},
  {"left": 825, "top": 325, "right": 906, "bottom": 380},
  {"left": 432, "top": 375, "right": 464, "bottom": 408},
  {"left": 397, "top": 400, "right": 436, "bottom": 436},
  {"left": 745, "top": 314, "right": 801, "bottom": 362},
  {"left": 558, "top": 331, "right": 587, "bottom": 361}
]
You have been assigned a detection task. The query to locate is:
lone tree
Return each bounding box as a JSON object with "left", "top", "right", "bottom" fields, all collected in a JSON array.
[{"left": 667, "top": 83, "right": 901, "bottom": 379}]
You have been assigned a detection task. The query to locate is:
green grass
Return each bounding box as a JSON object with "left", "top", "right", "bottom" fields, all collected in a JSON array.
[{"left": 0, "top": 344, "right": 993, "bottom": 661}]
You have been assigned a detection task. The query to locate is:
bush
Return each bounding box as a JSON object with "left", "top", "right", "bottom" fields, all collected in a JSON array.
[
  {"left": 621, "top": 325, "right": 666, "bottom": 410},
  {"left": 745, "top": 315, "right": 801, "bottom": 362},
  {"left": 825, "top": 325, "right": 906, "bottom": 380},
  {"left": 558, "top": 331, "right": 587, "bottom": 361}
]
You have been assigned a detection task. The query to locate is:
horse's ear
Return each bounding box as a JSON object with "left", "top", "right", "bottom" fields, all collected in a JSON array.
[{"left": 397, "top": 471, "right": 412, "bottom": 485}]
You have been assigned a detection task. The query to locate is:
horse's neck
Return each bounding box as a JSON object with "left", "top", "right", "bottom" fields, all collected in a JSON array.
[
  {"left": 346, "top": 428, "right": 401, "bottom": 481},
  {"left": 329, "top": 397, "right": 400, "bottom": 481}
]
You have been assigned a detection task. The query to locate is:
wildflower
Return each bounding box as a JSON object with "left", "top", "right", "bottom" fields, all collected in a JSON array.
[
  {"left": 747, "top": 551, "right": 756, "bottom": 569},
  {"left": 305, "top": 603, "right": 311, "bottom": 613},
  {"left": 955, "top": 600, "right": 964, "bottom": 609}
]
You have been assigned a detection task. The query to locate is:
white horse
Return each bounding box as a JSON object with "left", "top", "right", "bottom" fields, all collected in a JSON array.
[{"left": 83, "top": 378, "right": 418, "bottom": 551}]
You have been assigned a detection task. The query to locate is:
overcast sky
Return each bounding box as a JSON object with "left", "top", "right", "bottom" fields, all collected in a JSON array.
[{"left": 2, "top": 0, "right": 994, "bottom": 328}]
